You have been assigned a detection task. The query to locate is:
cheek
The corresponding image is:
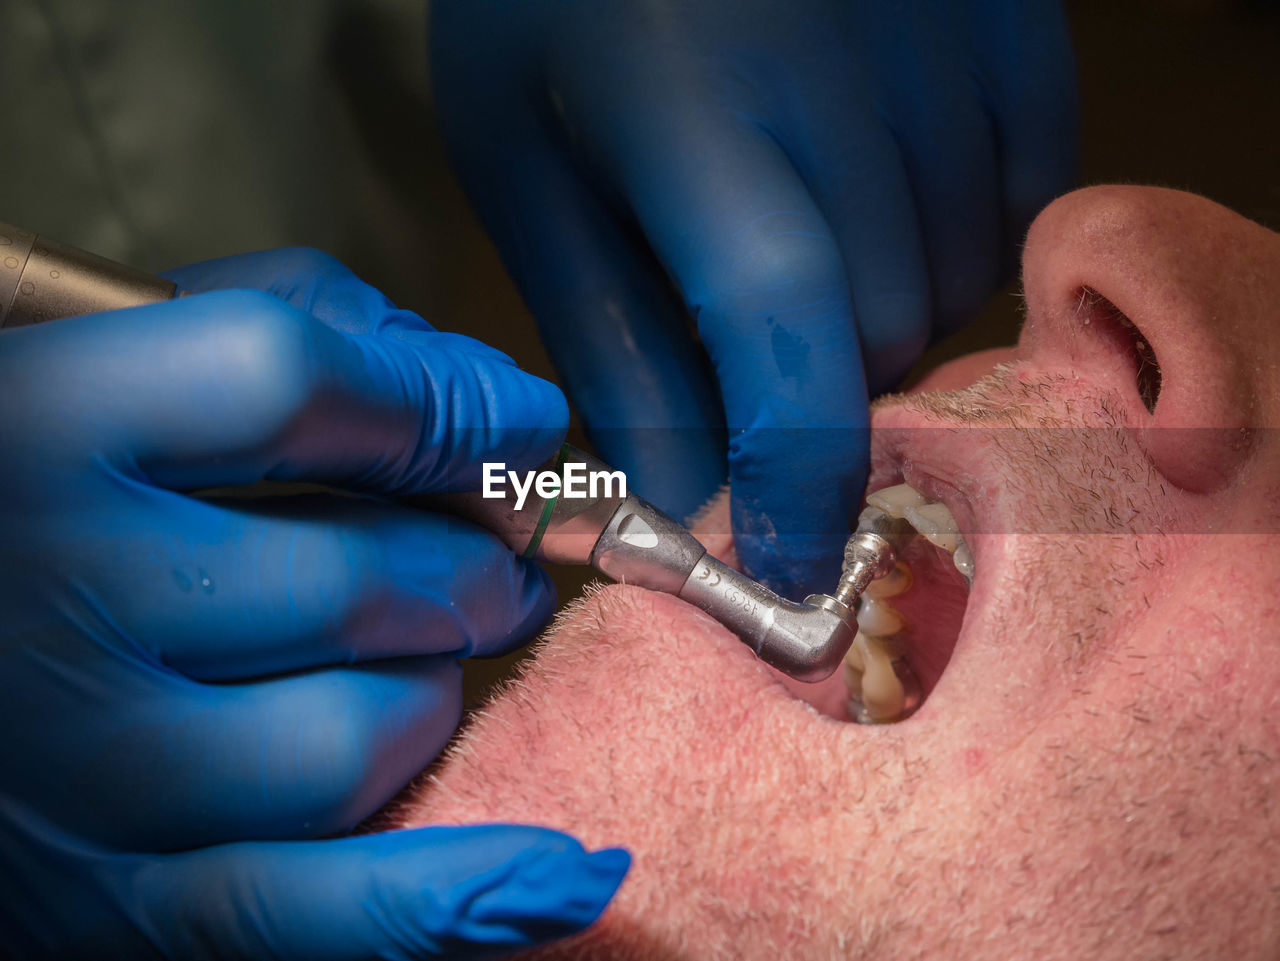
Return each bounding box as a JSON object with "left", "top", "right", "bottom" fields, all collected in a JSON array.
[{"left": 910, "top": 348, "right": 1017, "bottom": 394}]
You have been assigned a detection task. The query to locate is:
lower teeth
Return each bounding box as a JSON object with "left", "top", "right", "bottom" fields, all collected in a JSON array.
[{"left": 844, "top": 630, "right": 922, "bottom": 723}]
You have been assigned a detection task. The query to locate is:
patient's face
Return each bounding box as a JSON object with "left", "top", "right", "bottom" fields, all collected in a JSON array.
[{"left": 393, "top": 187, "right": 1280, "bottom": 959}]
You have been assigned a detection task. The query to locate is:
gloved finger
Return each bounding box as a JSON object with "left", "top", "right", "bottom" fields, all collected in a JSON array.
[
  {"left": 430, "top": 59, "right": 727, "bottom": 520},
  {"left": 164, "top": 247, "right": 441, "bottom": 340},
  {"left": 19, "top": 292, "right": 566, "bottom": 495},
  {"left": 107, "top": 492, "right": 555, "bottom": 679},
  {"left": 487, "top": 149, "right": 731, "bottom": 519},
  {"left": 765, "top": 53, "right": 933, "bottom": 395},
  {"left": 122, "top": 827, "right": 629, "bottom": 961},
  {"left": 47, "top": 656, "right": 463, "bottom": 850},
  {"left": 966, "top": 0, "right": 1078, "bottom": 257},
  {"left": 558, "top": 78, "right": 865, "bottom": 595},
  {"left": 167, "top": 248, "right": 548, "bottom": 386},
  {"left": 867, "top": 4, "right": 1004, "bottom": 336}
]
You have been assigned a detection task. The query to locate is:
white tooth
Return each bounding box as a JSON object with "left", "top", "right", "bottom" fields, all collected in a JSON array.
[
  {"left": 843, "top": 657, "right": 864, "bottom": 690},
  {"left": 902, "top": 502, "right": 961, "bottom": 553},
  {"left": 857, "top": 504, "right": 892, "bottom": 530},
  {"left": 843, "top": 637, "right": 866, "bottom": 673},
  {"left": 865, "top": 560, "right": 913, "bottom": 599},
  {"left": 866, "top": 483, "right": 929, "bottom": 519},
  {"left": 953, "top": 540, "right": 975, "bottom": 581},
  {"left": 853, "top": 632, "right": 906, "bottom": 721},
  {"left": 857, "top": 596, "right": 905, "bottom": 637}
]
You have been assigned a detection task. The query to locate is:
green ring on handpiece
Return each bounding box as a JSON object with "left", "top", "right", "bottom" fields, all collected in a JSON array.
[{"left": 522, "top": 444, "right": 571, "bottom": 559}]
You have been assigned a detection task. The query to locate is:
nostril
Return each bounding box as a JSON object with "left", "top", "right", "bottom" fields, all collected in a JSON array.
[
  {"left": 1074, "top": 287, "right": 1163, "bottom": 415},
  {"left": 1129, "top": 320, "right": 1162, "bottom": 415}
]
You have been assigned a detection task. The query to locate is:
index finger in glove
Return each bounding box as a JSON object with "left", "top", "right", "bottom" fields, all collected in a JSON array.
[
  {"left": 10, "top": 290, "right": 567, "bottom": 495},
  {"left": 165, "top": 247, "right": 452, "bottom": 342},
  {"left": 557, "top": 81, "right": 867, "bottom": 595}
]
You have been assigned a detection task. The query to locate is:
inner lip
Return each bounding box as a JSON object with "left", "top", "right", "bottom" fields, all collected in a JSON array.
[
  {"left": 858, "top": 471, "right": 973, "bottom": 720},
  {"left": 878, "top": 518, "right": 971, "bottom": 708},
  {"left": 772, "top": 469, "right": 977, "bottom": 724}
]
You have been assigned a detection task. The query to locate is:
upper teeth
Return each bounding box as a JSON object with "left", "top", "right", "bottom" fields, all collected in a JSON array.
[
  {"left": 865, "top": 483, "right": 973, "bottom": 585},
  {"left": 866, "top": 483, "right": 929, "bottom": 516},
  {"left": 902, "top": 503, "right": 961, "bottom": 553}
]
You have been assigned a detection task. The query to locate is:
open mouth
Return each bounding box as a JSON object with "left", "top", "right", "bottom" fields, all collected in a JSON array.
[
  {"left": 773, "top": 467, "right": 979, "bottom": 727},
  {"left": 841, "top": 479, "right": 974, "bottom": 723}
]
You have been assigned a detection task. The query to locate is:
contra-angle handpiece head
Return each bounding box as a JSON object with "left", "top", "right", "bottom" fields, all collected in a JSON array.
[
  {"left": 659, "top": 504, "right": 913, "bottom": 682},
  {"left": 590, "top": 498, "right": 868, "bottom": 682},
  {"left": 832, "top": 507, "right": 917, "bottom": 609}
]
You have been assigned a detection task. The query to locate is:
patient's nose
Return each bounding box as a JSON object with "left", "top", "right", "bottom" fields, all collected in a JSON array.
[{"left": 1018, "top": 184, "right": 1280, "bottom": 492}]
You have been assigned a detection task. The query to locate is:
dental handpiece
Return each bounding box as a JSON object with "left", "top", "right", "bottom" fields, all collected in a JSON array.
[
  {"left": 0, "top": 221, "right": 903, "bottom": 681},
  {"left": 433, "top": 446, "right": 899, "bottom": 681},
  {"left": 0, "top": 224, "right": 177, "bottom": 327}
]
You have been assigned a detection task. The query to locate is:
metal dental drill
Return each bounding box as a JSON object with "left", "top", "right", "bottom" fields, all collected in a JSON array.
[
  {"left": 436, "top": 447, "right": 912, "bottom": 681},
  {"left": 0, "top": 223, "right": 177, "bottom": 326},
  {"left": 1, "top": 221, "right": 909, "bottom": 682}
]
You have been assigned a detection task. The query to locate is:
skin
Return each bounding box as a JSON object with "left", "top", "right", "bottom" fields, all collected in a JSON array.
[{"left": 389, "top": 186, "right": 1280, "bottom": 959}]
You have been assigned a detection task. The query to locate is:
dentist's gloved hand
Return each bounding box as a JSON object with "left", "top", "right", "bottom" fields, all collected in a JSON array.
[
  {"left": 0, "top": 248, "right": 629, "bottom": 960},
  {"left": 432, "top": 0, "right": 1077, "bottom": 597}
]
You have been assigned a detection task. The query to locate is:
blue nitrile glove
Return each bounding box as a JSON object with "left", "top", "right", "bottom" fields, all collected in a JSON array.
[
  {"left": 0, "top": 248, "right": 629, "bottom": 960},
  {"left": 431, "top": 0, "right": 1077, "bottom": 597}
]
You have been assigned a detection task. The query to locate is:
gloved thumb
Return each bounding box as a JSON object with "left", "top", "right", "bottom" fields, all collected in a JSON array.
[{"left": 126, "top": 825, "right": 629, "bottom": 960}]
